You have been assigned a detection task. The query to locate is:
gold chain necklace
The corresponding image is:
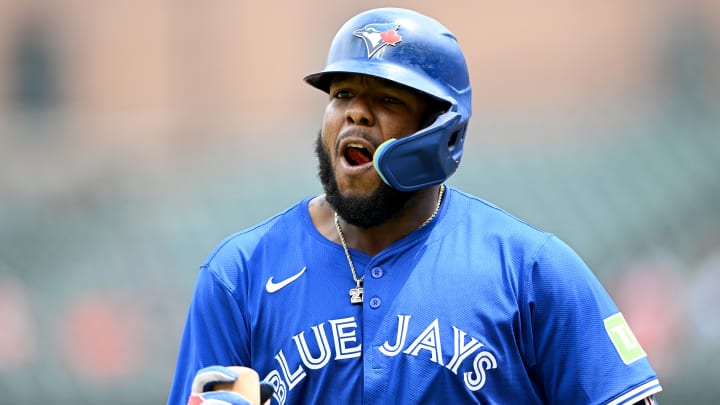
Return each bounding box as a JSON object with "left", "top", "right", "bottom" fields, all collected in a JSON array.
[{"left": 334, "top": 184, "right": 445, "bottom": 305}]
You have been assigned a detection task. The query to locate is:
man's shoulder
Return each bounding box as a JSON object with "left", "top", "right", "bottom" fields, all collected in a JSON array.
[{"left": 447, "top": 187, "right": 549, "bottom": 237}]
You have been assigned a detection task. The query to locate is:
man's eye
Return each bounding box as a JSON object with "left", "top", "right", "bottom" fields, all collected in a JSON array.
[
  {"left": 384, "top": 96, "right": 402, "bottom": 104},
  {"left": 334, "top": 90, "right": 352, "bottom": 99}
]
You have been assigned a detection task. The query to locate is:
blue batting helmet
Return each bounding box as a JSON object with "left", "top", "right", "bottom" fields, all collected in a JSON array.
[{"left": 304, "top": 8, "right": 472, "bottom": 192}]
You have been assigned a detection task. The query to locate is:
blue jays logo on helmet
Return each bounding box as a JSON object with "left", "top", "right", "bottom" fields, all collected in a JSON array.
[
  {"left": 305, "top": 8, "right": 472, "bottom": 192},
  {"left": 352, "top": 24, "right": 402, "bottom": 58}
]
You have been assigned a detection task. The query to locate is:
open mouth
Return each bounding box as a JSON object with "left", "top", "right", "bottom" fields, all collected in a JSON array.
[{"left": 343, "top": 143, "right": 373, "bottom": 166}]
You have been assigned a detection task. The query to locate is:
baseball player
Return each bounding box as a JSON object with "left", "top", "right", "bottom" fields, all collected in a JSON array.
[{"left": 169, "top": 7, "right": 662, "bottom": 404}]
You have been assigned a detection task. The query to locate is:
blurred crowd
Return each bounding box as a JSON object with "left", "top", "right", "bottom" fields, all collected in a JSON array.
[{"left": 0, "top": 1, "right": 718, "bottom": 403}]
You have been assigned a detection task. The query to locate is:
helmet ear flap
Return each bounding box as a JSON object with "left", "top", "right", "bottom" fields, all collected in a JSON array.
[{"left": 373, "top": 111, "right": 464, "bottom": 192}]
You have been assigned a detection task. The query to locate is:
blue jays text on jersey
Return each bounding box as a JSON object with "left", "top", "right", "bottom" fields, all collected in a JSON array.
[{"left": 168, "top": 186, "right": 662, "bottom": 404}]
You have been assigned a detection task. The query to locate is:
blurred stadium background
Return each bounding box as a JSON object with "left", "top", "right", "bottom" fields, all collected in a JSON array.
[{"left": 1, "top": 1, "right": 718, "bottom": 403}]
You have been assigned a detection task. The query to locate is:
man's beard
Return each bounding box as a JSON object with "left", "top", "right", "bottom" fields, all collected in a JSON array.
[{"left": 315, "top": 132, "right": 415, "bottom": 228}]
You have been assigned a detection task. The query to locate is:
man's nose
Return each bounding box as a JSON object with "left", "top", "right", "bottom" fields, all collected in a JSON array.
[{"left": 345, "top": 96, "right": 374, "bottom": 126}]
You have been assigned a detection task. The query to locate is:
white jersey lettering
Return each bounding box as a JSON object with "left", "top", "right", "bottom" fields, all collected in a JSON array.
[
  {"left": 464, "top": 351, "right": 498, "bottom": 391},
  {"left": 403, "top": 318, "right": 445, "bottom": 366},
  {"left": 446, "top": 327, "right": 484, "bottom": 374},
  {"left": 263, "top": 369, "right": 287, "bottom": 405},
  {"left": 266, "top": 315, "right": 499, "bottom": 400},
  {"left": 292, "top": 323, "right": 332, "bottom": 370},
  {"left": 329, "top": 317, "right": 362, "bottom": 360},
  {"left": 274, "top": 349, "right": 306, "bottom": 390},
  {"left": 379, "top": 314, "right": 411, "bottom": 356}
]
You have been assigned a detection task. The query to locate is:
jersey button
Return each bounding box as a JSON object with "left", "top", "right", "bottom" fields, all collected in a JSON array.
[
  {"left": 369, "top": 296, "right": 382, "bottom": 309},
  {"left": 371, "top": 267, "right": 384, "bottom": 278}
]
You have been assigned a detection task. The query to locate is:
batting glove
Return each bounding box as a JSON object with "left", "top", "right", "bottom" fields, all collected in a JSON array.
[{"left": 187, "top": 366, "right": 252, "bottom": 405}]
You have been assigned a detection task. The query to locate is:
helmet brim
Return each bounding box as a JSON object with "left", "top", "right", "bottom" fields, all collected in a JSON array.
[{"left": 304, "top": 60, "right": 456, "bottom": 110}]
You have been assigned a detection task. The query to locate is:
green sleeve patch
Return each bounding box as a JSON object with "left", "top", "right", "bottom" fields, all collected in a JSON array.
[{"left": 603, "top": 312, "right": 647, "bottom": 365}]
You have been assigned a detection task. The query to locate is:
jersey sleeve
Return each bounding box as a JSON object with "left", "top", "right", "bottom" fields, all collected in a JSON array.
[
  {"left": 521, "top": 235, "right": 661, "bottom": 404},
  {"left": 167, "top": 264, "right": 251, "bottom": 405}
]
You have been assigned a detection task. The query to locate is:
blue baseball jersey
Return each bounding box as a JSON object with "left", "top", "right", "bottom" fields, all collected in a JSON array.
[{"left": 168, "top": 186, "right": 661, "bottom": 404}]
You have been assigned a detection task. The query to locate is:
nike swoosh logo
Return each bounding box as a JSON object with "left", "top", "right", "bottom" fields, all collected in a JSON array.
[{"left": 265, "top": 266, "right": 307, "bottom": 293}]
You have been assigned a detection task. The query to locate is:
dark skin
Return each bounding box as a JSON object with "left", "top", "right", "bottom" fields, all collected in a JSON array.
[{"left": 308, "top": 74, "right": 444, "bottom": 256}]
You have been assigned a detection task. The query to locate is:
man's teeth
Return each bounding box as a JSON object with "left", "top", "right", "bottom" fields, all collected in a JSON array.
[{"left": 345, "top": 143, "right": 372, "bottom": 165}]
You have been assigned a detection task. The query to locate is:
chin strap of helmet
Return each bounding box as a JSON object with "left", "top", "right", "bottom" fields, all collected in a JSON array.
[{"left": 373, "top": 110, "right": 465, "bottom": 192}]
